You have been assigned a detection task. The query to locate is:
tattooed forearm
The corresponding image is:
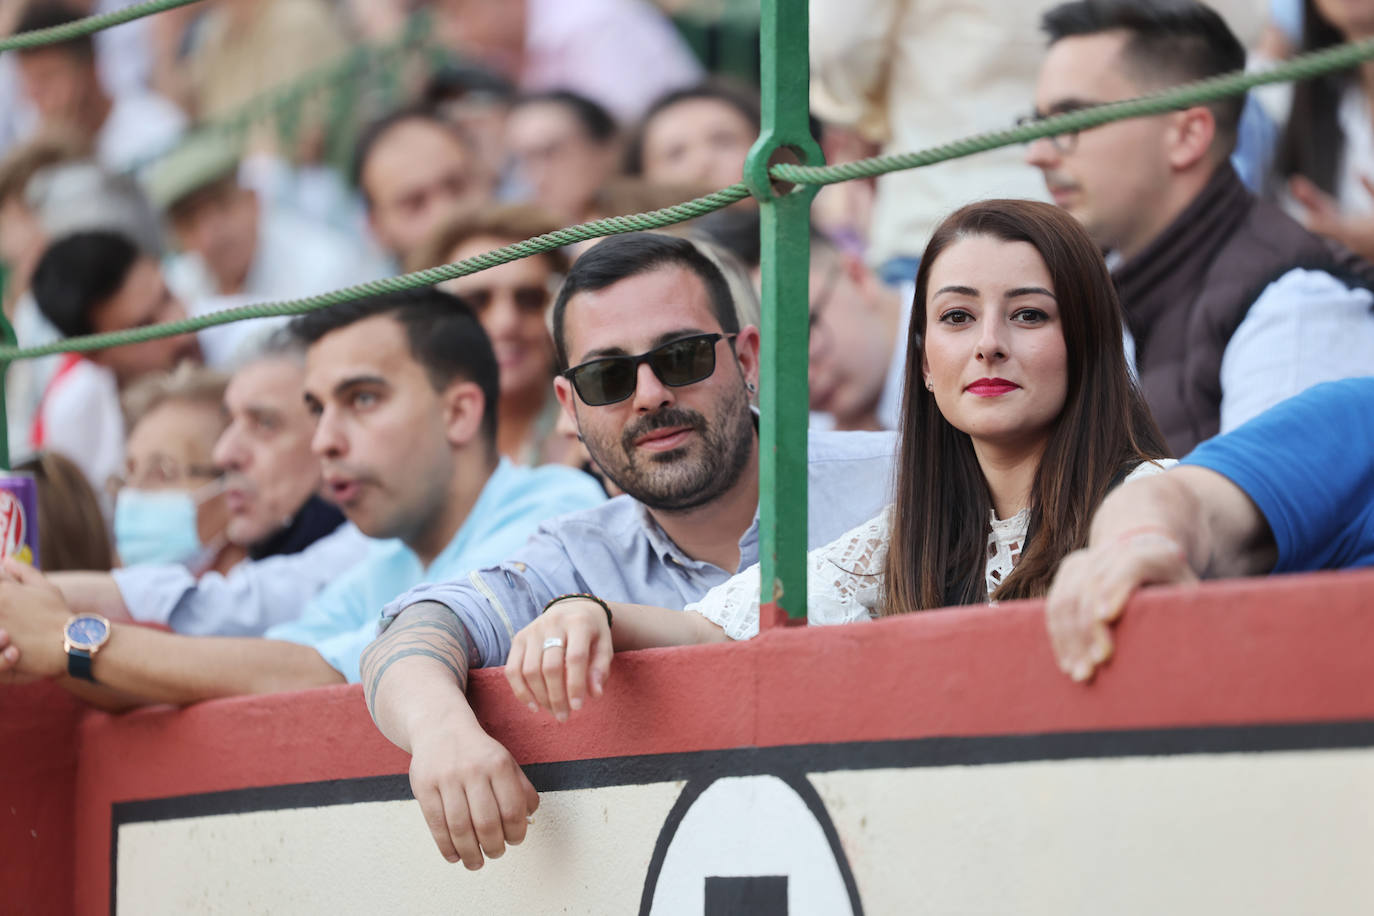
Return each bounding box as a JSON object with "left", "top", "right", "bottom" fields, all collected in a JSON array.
[{"left": 361, "top": 602, "right": 477, "bottom": 715}]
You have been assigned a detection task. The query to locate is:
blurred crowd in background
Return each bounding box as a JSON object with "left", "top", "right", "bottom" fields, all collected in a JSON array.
[
  {"left": 0, "top": 0, "right": 1369, "bottom": 562},
  {"left": 0, "top": 2, "right": 1371, "bottom": 862}
]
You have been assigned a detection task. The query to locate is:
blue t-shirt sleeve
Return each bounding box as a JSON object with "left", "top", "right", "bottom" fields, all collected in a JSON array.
[{"left": 1181, "top": 378, "right": 1374, "bottom": 572}]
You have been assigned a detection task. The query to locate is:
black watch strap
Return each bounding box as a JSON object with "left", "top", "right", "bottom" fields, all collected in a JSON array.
[{"left": 67, "top": 648, "right": 95, "bottom": 682}]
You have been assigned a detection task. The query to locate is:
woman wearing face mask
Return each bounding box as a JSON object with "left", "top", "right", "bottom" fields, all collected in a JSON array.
[
  {"left": 112, "top": 364, "right": 239, "bottom": 575},
  {"left": 505, "top": 199, "right": 1176, "bottom": 716}
]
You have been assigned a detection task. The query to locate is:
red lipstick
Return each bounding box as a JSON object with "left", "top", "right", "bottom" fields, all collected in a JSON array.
[{"left": 966, "top": 378, "right": 1020, "bottom": 397}]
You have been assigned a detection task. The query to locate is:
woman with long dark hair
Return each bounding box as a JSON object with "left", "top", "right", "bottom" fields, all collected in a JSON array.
[
  {"left": 504, "top": 199, "right": 1173, "bottom": 715},
  {"left": 883, "top": 198, "right": 1170, "bottom": 612},
  {"left": 685, "top": 199, "right": 1172, "bottom": 638}
]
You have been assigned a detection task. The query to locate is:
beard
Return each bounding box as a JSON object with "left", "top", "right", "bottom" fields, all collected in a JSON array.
[{"left": 583, "top": 393, "right": 755, "bottom": 513}]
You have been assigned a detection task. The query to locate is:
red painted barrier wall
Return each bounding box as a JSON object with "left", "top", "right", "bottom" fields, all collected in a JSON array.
[
  {"left": 0, "top": 682, "right": 84, "bottom": 916},
  {"left": 2, "top": 568, "right": 1371, "bottom": 914}
]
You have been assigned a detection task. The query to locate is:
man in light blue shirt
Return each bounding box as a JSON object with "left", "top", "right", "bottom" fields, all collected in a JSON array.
[
  {"left": 265, "top": 455, "right": 605, "bottom": 684},
  {"left": 0, "top": 289, "right": 604, "bottom": 707},
  {"left": 50, "top": 332, "right": 372, "bottom": 637},
  {"left": 362, "top": 234, "right": 897, "bottom": 870}
]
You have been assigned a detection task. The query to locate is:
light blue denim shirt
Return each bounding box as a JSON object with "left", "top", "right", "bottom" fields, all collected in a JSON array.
[
  {"left": 380, "top": 429, "right": 899, "bottom": 668},
  {"left": 111, "top": 522, "right": 374, "bottom": 636},
  {"left": 266, "top": 459, "right": 606, "bottom": 682}
]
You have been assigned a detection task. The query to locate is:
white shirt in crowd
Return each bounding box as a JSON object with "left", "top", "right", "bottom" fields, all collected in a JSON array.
[
  {"left": 809, "top": 0, "right": 1054, "bottom": 266},
  {"left": 1216, "top": 268, "right": 1374, "bottom": 433},
  {"left": 0, "top": 0, "right": 159, "bottom": 156},
  {"left": 37, "top": 357, "right": 124, "bottom": 512},
  {"left": 1118, "top": 266, "right": 1374, "bottom": 435},
  {"left": 95, "top": 91, "right": 187, "bottom": 172}
]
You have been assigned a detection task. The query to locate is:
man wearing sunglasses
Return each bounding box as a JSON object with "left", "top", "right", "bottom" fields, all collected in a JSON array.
[
  {"left": 360, "top": 232, "right": 897, "bottom": 869},
  {"left": 1025, "top": 0, "right": 1374, "bottom": 456}
]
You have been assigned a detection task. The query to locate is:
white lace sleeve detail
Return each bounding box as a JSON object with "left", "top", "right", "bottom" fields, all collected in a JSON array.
[
  {"left": 806, "top": 506, "right": 891, "bottom": 627},
  {"left": 687, "top": 507, "right": 892, "bottom": 641},
  {"left": 686, "top": 563, "right": 764, "bottom": 641}
]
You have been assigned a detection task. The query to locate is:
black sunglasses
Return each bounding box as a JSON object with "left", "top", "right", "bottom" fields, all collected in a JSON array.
[{"left": 562, "top": 332, "right": 737, "bottom": 406}]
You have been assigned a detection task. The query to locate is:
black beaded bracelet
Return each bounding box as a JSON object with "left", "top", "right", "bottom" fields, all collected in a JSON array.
[{"left": 542, "top": 592, "right": 613, "bottom": 629}]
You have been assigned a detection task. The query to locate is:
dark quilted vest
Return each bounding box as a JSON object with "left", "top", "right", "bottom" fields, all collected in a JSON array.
[{"left": 1113, "top": 164, "right": 1374, "bottom": 456}]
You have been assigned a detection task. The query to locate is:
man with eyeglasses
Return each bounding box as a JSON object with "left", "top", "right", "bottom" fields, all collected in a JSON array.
[
  {"left": 1025, "top": 0, "right": 1374, "bottom": 456},
  {"left": 360, "top": 232, "right": 896, "bottom": 869}
]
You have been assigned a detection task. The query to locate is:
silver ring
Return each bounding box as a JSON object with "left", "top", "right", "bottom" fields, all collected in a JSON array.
[{"left": 541, "top": 636, "right": 565, "bottom": 652}]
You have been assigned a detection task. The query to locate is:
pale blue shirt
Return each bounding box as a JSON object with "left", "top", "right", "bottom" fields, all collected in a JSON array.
[
  {"left": 112, "top": 522, "right": 374, "bottom": 636},
  {"left": 267, "top": 460, "right": 606, "bottom": 682},
  {"left": 381, "top": 429, "right": 899, "bottom": 668}
]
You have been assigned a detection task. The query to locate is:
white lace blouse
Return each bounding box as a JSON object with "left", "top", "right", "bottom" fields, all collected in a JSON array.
[{"left": 688, "top": 459, "right": 1177, "bottom": 640}]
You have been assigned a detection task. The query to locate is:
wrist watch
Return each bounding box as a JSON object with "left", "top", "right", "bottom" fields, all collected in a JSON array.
[{"left": 63, "top": 614, "right": 111, "bottom": 682}]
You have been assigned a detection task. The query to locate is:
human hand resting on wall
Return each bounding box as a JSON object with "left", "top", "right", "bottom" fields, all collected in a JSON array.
[
  {"left": 1289, "top": 175, "right": 1374, "bottom": 262},
  {"left": 0, "top": 558, "right": 76, "bottom": 684},
  {"left": 406, "top": 706, "right": 540, "bottom": 869},
  {"left": 360, "top": 601, "right": 539, "bottom": 869},
  {"left": 505, "top": 596, "right": 727, "bottom": 719},
  {"left": 1045, "top": 530, "right": 1196, "bottom": 682},
  {"left": 505, "top": 597, "right": 612, "bottom": 723}
]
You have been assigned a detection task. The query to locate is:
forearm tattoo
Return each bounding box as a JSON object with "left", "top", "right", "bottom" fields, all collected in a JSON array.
[{"left": 361, "top": 602, "right": 478, "bottom": 715}]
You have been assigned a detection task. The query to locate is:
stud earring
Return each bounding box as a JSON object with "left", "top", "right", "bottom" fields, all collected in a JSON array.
[
  {"left": 925, "top": 380, "right": 934, "bottom": 391},
  {"left": 747, "top": 382, "right": 757, "bottom": 393}
]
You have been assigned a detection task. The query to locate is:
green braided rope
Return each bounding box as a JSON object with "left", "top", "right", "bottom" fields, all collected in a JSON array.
[
  {"left": 7, "top": 35, "right": 1374, "bottom": 362},
  {"left": 772, "top": 36, "right": 1374, "bottom": 185},
  {"left": 0, "top": 184, "right": 751, "bottom": 360},
  {"left": 0, "top": 0, "right": 206, "bottom": 52}
]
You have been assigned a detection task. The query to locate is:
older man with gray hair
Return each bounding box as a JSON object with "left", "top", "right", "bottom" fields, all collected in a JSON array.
[{"left": 51, "top": 331, "right": 369, "bottom": 636}]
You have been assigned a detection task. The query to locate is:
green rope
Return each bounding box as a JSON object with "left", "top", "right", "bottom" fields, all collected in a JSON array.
[
  {"left": 0, "top": 185, "right": 751, "bottom": 360},
  {"left": 0, "top": 0, "right": 206, "bottom": 52},
  {"left": 772, "top": 36, "right": 1374, "bottom": 186},
  {"left": 7, "top": 35, "right": 1374, "bottom": 362}
]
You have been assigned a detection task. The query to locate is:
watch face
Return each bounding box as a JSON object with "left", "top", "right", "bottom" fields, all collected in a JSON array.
[{"left": 66, "top": 615, "right": 109, "bottom": 650}]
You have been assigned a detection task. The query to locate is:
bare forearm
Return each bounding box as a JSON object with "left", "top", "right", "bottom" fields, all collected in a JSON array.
[
  {"left": 361, "top": 602, "right": 475, "bottom": 753},
  {"left": 50, "top": 572, "right": 133, "bottom": 622},
  {"left": 56, "top": 676, "right": 152, "bottom": 713},
  {"left": 605, "top": 602, "right": 727, "bottom": 651},
  {"left": 1088, "top": 467, "right": 1275, "bottom": 579},
  {"left": 88, "top": 628, "right": 344, "bottom": 707}
]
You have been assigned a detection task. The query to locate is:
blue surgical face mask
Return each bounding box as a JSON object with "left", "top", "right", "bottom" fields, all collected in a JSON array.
[{"left": 114, "top": 486, "right": 223, "bottom": 569}]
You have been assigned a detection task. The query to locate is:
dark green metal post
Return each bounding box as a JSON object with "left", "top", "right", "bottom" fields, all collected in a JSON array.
[
  {"left": 744, "top": 0, "right": 823, "bottom": 625},
  {"left": 0, "top": 311, "right": 14, "bottom": 469}
]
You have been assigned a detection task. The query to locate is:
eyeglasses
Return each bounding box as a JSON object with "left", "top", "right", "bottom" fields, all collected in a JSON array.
[
  {"left": 106, "top": 456, "right": 220, "bottom": 498},
  {"left": 562, "top": 333, "right": 737, "bottom": 406},
  {"left": 1015, "top": 105, "right": 1096, "bottom": 155}
]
